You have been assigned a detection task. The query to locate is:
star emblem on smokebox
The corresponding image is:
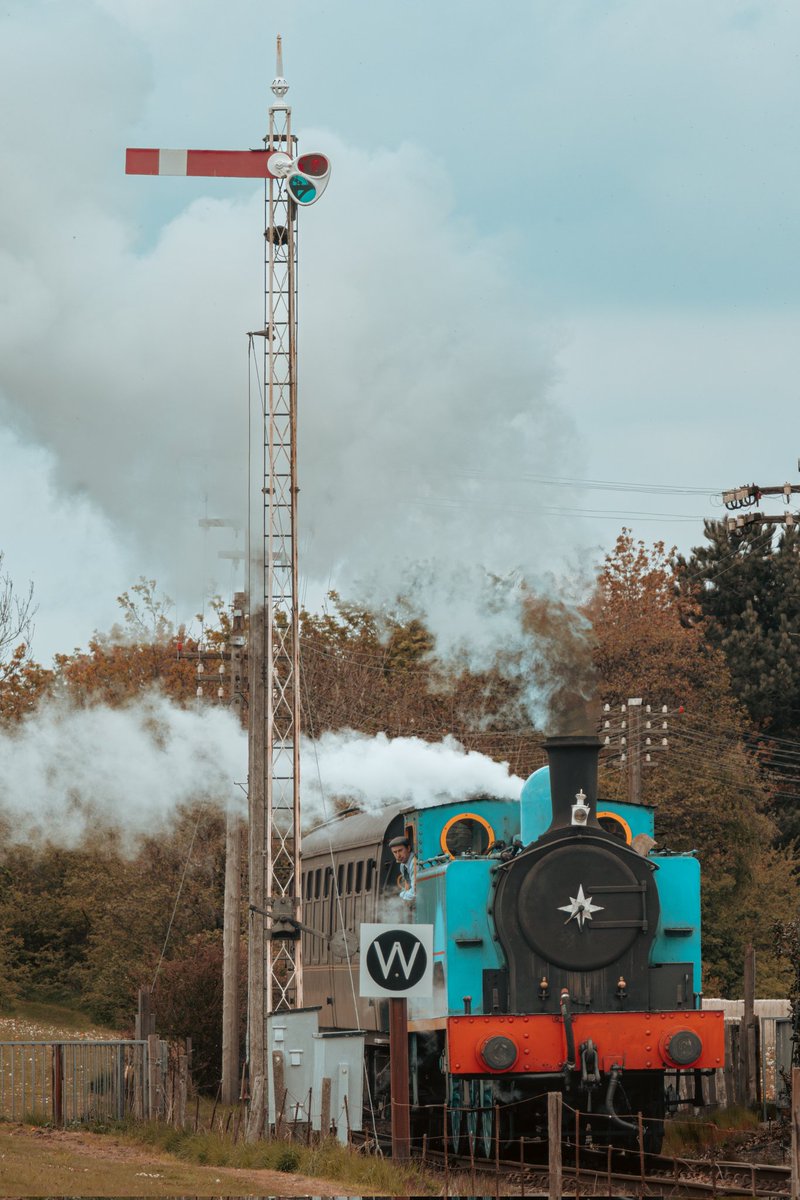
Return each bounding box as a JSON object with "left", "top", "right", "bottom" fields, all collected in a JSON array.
[{"left": 558, "top": 884, "right": 604, "bottom": 931}]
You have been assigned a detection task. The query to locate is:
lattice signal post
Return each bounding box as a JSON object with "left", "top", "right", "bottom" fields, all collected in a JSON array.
[{"left": 126, "top": 38, "right": 331, "bottom": 1088}]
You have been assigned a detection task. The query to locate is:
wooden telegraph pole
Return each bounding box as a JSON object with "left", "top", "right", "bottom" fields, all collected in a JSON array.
[{"left": 221, "top": 595, "right": 246, "bottom": 1105}]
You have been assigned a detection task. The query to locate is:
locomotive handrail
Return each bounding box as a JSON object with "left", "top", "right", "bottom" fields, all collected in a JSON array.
[{"left": 560, "top": 988, "right": 576, "bottom": 1070}]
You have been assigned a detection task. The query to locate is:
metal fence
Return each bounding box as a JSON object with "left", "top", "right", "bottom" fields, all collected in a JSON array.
[{"left": 0, "top": 1040, "right": 148, "bottom": 1124}]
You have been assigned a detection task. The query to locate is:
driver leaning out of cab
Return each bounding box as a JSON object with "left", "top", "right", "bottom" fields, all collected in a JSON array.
[{"left": 389, "top": 835, "right": 416, "bottom": 901}]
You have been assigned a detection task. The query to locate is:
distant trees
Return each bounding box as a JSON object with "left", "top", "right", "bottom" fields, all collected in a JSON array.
[
  {"left": 682, "top": 522, "right": 800, "bottom": 842},
  {"left": 592, "top": 531, "right": 797, "bottom": 995},
  {"left": 0, "top": 535, "right": 798, "bottom": 1059},
  {"left": 0, "top": 578, "right": 228, "bottom": 1032},
  {"left": 0, "top": 554, "right": 52, "bottom": 721},
  {"left": 299, "top": 593, "right": 541, "bottom": 778}
]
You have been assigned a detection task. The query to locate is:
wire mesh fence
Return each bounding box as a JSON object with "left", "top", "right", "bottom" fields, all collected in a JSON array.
[{"left": 0, "top": 1040, "right": 147, "bottom": 1124}]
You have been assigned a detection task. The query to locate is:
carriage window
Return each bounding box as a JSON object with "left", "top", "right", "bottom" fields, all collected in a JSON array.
[
  {"left": 337, "top": 864, "right": 344, "bottom": 895},
  {"left": 324, "top": 866, "right": 333, "bottom": 897},
  {"left": 314, "top": 868, "right": 321, "bottom": 899},
  {"left": 346, "top": 862, "right": 353, "bottom": 894},
  {"left": 440, "top": 812, "right": 495, "bottom": 858},
  {"left": 355, "top": 861, "right": 364, "bottom": 894},
  {"left": 365, "top": 859, "right": 375, "bottom": 892}
]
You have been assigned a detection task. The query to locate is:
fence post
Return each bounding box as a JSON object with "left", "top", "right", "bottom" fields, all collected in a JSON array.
[
  {"left": 723, "top": 1021, "right": 735, "bottom": 1108},
  {"left": 137, "top": 986, "right": 155, "bottom": 1039},
  {"left": 494, "top": 1102, "right": 500, "bottom": 1198},
  {"left": 443, "top": 1102, "right": 449, "bottom": 1197},
  {"left": 320, "top": 1076, "right": 331, "bottom": 1141},
  {"left": 147, "top": 1034, "right": 160, "bottom": 1119},
  {"left": 116, "top": 1044, "right": 125, "bottom": 1121},
  {"left": 52, "top": 1044, "right": 64, "bottom": 1127},
  {"left": 177, "top": 1046, "right": 188, "bottom": 1130},
  {"left": 744, "top": 945, "right": 757, "bottom": 1107},
  {"left": 575, "top": 1106, "right": 580, "bottom": 1199},
  {"left": 245, "top": 1074, "right": 265, "bottom": 1144},
  {"left": 791, "top": 1067, "right": 800, "bottom": 1200},
  {"left": 273, "top": 1050, "right": 286, "bottom": 1137},
  {"left": 547, "top": 1092, "right": 562, "bottom": 1200}
]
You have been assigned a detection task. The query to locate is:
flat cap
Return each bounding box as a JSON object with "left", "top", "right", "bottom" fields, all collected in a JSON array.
[{"left": 388, "top": 835, "right": 411, "bottom": 849}]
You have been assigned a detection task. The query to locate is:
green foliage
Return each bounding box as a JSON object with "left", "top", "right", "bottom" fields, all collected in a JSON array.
[
  {"left": 772, "top": 918, "right": 800, "bottom": 1064},
  {"left": 684, "top": 522, "right": 800, "bottom": 841},
  {"left": 662, "top": 1106, "right": 760, "bottom": 1156},
  {"left": 274, "top": 1144, "right": 301, "bottom": 1172},
  {"left": 152, "top": 930, "right": 247, "bottom": 1090},
  {"left": 0, "top": 808, "right": 228, "bottom": 1031}
]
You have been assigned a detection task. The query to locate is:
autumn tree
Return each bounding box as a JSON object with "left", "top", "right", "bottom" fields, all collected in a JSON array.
[
  {"left": 0, "top": 554, "right": 52, "bottom": 721},
  {"left": 299, "top": 593, "right": 542, "bottom": 778},
  {"left": 55, "top": 578, "right": 199, "bottom": 706},
  {"left": 592, "top": 531, "right": 797, "bottom": 995}
]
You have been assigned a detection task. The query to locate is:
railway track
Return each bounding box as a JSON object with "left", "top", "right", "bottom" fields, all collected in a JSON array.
[{"left": 422, "top": 1145, "right": 791, "bottom": 1197}]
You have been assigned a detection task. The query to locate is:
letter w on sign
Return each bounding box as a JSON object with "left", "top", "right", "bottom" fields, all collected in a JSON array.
[{"left": 373, "top": 940, "right": 420, "bottom": 981}]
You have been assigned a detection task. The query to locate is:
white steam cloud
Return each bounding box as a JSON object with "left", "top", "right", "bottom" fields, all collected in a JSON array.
[
  {"left": 0, "top": 694, "right": 247, "bottom": 847},
  {"left": 301, "top": 729, "right": 523, "bottom": 825},
  {"left": 0, "top": 697, "right": 523, "bottom": 848},
  {"left": 0, "top": 0, "right": 585, "bottom": 683}
]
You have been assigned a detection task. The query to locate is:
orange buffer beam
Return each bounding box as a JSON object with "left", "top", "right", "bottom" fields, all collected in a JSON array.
[{"left": 447, "top": 1010, "right": 724, "bottom": 1075}]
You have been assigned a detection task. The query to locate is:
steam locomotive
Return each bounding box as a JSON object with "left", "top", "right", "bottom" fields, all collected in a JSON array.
[{"left": 300, "top": 735, "right": 724, "bottom": 1151}]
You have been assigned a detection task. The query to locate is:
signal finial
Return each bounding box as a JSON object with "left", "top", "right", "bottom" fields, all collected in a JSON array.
[{"left": 271, "top": 34, "right": 289, "bottom": 105}]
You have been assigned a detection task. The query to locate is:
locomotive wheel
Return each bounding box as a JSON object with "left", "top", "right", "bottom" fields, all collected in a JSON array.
[
  {"left": 455, "top": 1080, "right": 495, "bottom": 1159},
  {"left": 480, "top": 1082, "right": 494, "bottom": 1158}
]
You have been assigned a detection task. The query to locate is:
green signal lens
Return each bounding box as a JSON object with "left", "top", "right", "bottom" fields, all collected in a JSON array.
[{"left": 289, "top": 175, "right": 317, "bottom": 203}]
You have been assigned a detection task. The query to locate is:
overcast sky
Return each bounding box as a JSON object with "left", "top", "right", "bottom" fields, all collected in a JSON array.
[{"left": 1, "top": 0, "right": 799, "bottom": 661}]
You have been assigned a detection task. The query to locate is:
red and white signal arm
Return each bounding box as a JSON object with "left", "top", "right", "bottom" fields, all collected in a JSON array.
[
  {"left": 359, "top": 923, "right": 434, "bottom": 999},
  {"left": 126, "top": 147, "right": 332, "bottom": 207}
]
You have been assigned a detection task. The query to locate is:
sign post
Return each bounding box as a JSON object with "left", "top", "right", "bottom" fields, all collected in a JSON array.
[
  {"left": 359, "top": 923, "right": 433, "bottom": 1161},
  {"left": 389, "top": 996, "right": 410, "bottom": 1159}
]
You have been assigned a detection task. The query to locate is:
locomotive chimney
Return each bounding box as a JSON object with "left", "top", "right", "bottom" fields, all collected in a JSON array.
[{"left": 544, "top": 734, "right": 602, "bottom": 831}]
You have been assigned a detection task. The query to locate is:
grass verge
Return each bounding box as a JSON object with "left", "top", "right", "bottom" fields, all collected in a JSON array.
[
  {"left": 662, "top": 1105, "right": 762, "bottom": 1155},
  {"left": 114, "top": 1119, "right": 438, "bottom": 1194},
  {"left": 0, "top": 998, "right": 121, "bottom": 1037}
]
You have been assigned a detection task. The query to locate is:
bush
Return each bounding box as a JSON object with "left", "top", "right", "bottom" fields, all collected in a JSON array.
[
  {"left": 152, "top": 931, "right": 246, "bottom": 1091},
  {"left": 274, "top": 1145, "right": 301, "bottom": 1172}
]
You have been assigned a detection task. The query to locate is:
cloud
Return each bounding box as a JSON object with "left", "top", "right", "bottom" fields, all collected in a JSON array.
[{"left": 0, "top": 1, "right": 583, "bottom": 683}]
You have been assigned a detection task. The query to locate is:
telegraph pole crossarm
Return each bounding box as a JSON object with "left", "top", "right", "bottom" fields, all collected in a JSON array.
[{"left": 723, "top": 467, "right": 800, "bottom": 533}]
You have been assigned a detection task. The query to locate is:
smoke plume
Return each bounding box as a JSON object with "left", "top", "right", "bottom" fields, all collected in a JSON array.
[{"left": 0, "top": 695, "right": 523, "bottom": 848}]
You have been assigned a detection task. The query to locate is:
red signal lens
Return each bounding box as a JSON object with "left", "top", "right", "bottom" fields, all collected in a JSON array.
[{"left": 297, "top": 153, "right": 329, "bottom": 177}]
